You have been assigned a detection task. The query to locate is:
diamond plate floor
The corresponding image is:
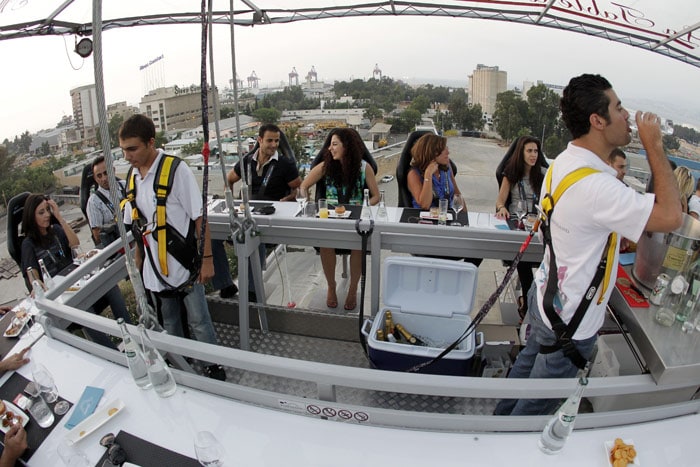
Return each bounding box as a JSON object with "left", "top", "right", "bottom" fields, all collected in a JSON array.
[{"left": 210, "top": 322, "right": 499, "bottom": 416}]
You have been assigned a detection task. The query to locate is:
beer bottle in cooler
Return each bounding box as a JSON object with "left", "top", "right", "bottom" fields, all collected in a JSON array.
[{"left": 395, "top": 323, "right": 425, "bottom": 346}]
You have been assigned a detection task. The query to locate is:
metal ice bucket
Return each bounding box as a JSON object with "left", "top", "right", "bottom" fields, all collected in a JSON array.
[{"left": 633, "top": 213, "right": 700, "bottom": 289}]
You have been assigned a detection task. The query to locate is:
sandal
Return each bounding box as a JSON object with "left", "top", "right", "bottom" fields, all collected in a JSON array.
[
  {"left": 344, "top": 297, "right": 357, "bottom": 311},
  {"left": 326, "top": 289, "right": 338, "bottom": 309}
]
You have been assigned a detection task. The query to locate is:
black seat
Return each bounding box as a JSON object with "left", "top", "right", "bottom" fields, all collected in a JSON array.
[
  {"left": 79, "top": 163, "right": 96, "bottom": 222},
  {"left": 310, "top": 128, "right": 378, "bottom": 202},
  {"left": 6, "top": 191, "right": 30, "bottom": 268},
  {"left": 396, "top": 130, "right": 458, "bottom": 207},
  {"left": 495, "top": 136, "right": 549, "bottom": 209}
]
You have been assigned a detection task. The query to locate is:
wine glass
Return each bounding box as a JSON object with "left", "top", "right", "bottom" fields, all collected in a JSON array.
[
  {"left": 452, "top": 195, "right": 464, "bottom": 225},
  {"left": 194, "top": 431, "right": 225, "bottom": 467},
  {"left": 32, "top": 362, "right": 70, "bottom": 415},
  {"left": 295, "top": 186, "right": 307, "bottom": 214}
]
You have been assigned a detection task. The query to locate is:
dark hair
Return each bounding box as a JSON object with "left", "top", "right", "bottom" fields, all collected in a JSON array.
[
  {"left": 322, "top": 128, "right": 365, "bottom": 193},
  {"left": 560, "top": 74, "right": 613, "bottom": 139},
  {"left": 503, "top": 136, "right": 544, "bottom": 193},
  {"left": 608, "top": 148, "right": 626, "bottom": 164},
  {"left": 258, "top": 123, "right": 282, "bottom": 138},
  {"left": 21, "top": 194, "right": 56, "bottom": 246},
  {"left": 92, "top": 155, "right": 105, "bottom": 170},
  {"left": 118, "top": 114, "right": 155, "bottom": 144},
  {"left": 410, "top": 134, "right": 448, "bottom": 174}
]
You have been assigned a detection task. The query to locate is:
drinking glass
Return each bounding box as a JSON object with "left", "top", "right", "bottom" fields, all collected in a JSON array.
[
  {"left": 296, "top": 186, "right": 307, "bottom": 214},
  {"left": 57, "top": 439, "right": 90, "bottom": 467},
  {"left": 438, "top": 198, "right": 448, "bottom": 225},
  {"left": 304, "top": 202, "right": 317, "bottom": 218},
  {"left": 452, "top": 195, "right": 464, "bottom": 225},
  {"left": 31, "top": 362, "right": 58, "bottom": 403},
  {"left": 194, "top": 431, "right": 225, "bottom": 467},
  {"left": 318, "top": 199, "right": 329, "bottom": 218}
]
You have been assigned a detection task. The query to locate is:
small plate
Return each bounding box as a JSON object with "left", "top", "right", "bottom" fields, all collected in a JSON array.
[
  {"left": 604, "top": 438, "right": 640, "bottom": 466},
  {"left": 419, "top": 211, "right": 454, "bottom": 221},
  {"left": 65, "top": 399, "right": 125, "bottom": 444},
  {"left": 0, "top": 400, "right": 29, "bottom": 432},
  {"left": 328, "top": 210, "right": 352, "bottom": 219},
  {"left": 3, "top": 314, "right": 29, "bottom": 338}
]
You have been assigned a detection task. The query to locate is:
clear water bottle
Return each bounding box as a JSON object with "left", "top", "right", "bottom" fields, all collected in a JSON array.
[
  {"left": 118, "top": 318, "right": 151, "bottom": 389},
  {"left": 655, "top": 275, "right": 687, "bottom": 326},
  {"left": 138, "top": 324, "right": 177, "bottom": 398},
  {"left": 360, "top": 188, "right": 372, "bottom": 220},
  {"left": 376, "top": 190, "right": 388, "bottom": 222},
  {"left": 38, "top": 258, "right": 54, "bottom": 289},
  {"left": 538, "top": 375, "right": 588, "bottom": 455}
]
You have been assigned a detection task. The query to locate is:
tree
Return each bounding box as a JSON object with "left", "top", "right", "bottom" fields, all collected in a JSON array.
[
  {"left": 663, "top": 134, "right": 680, "bottom": 151},
  {"left": 493, "top": 91, "right": 529, "bottom": 142},
  {"left": 108, "top": 114, "right": 124, "bottom": 148},
  {"left": 526, "top": 84, "right": 560, "bottom": 143},
  {"left": 181, "top": 138, "right": 204, "bottom": 156},
  {"left": 154, "top": 131, "right": 168, "bottom": 149},
  {"left": 388, "top": 109, "right": 421, "bottom": 134},
  {"left": 252, "top": 108, "right": 281, "bottom": 124},
  {"left": 363, "top": 105, "right": 383, "bottom": 121},
  {"left": 284, "top": 125, "right": 307, "bottom": 166},
  {"left": 410, "top": 95, "right": 431, "bottom": 115},
  {"left": 40, "top": 141, "right": 50, "bottom": 156}
]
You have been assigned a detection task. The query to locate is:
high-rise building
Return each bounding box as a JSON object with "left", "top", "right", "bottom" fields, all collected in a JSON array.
[
  {"left": 70, "top": 84, "right": 99, "bottom": 143},
  {"left": 468, "top": 64, "right": 507, "bottom": 116}
]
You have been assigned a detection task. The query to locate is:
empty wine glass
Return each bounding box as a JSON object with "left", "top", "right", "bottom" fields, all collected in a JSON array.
[
  {"left": 32, "top": 362, "right": 70, "bottom": 414},
  {"left": 296, "top": 186, "right": 307, "bottom": 214},
  {"left": 452, "top": 195, "right": 464, "bottom": 219},
  {"left": 194, "top": 431, "right": 225, "bottom": 467}
]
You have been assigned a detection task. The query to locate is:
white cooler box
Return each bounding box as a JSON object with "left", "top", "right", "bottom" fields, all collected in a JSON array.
[{"left": 362, "top": 257, "right": 483, "bottom": 376}]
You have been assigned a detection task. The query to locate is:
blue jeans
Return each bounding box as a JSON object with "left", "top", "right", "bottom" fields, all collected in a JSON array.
[
  {"left": 151, "top": 284, "right": 218, "bottom": 345},
  {"left": 83, "top": 285, "right": 132, "bottom": 349},
  {"left": 494, "top": 283, "right": 597, "bottom": 416},
  {"left": 211, "top": 240, "right": 266, "bottom": 293},
  {"left": 211, "top": 240, "right": 234, "bottom": 290}
]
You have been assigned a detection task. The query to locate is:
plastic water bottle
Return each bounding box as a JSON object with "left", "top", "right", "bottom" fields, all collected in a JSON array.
[
  {"left": 117, "top": 318, "right": 151, "bottom": 389},
  {"left": 376, "top": 190, "right": 388, "bottom": 222},
  {"left": 538, "top": 375, "right": 588, "bottom": 455},
  {"left": 38, "top": 258, "right": 54, "bottom": 289},
  {"left": 360, "top": 188, "right": 372, "bottom": 220},
  {"left": 138, "top": 324, "right": 177, "bottom": 398}
]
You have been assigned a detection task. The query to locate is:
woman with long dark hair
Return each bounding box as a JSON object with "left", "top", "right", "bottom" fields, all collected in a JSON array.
[
  {"left": 301, "top": 128, "right": 379, "bottom": 310},
  {"left": 20, "top": 194, "right": 131, "bottom": 347},
  {"left": 495, "top": 136, "right": 546, "bottom": 319}
]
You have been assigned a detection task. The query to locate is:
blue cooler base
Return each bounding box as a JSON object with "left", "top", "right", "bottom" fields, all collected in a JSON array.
[{"left": 368, "top": 347, "right": 478, "bottom": 376}]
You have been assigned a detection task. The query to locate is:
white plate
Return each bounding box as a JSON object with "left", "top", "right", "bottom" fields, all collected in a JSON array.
[
  {"left": 65, "top": 399, "right": 125, "bottom": 444},
  {"left": 328, "top": 210, "right": 352, "bottom": 218},
  {"left": 3, "top": 315, "right": 29, "bottom": 338},
  {"left": 419, "top": 211, "right": 454, "bottom": 220},
  {"left": 604, "top": 438, "right": 640, "bottom": 466},
  {"left": 0, "top": 400, "right": 29, "bottom": 432}
]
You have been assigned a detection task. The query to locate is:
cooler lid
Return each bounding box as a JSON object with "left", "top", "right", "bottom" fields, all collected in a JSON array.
[{"left": 382, "top": 256, "right": 478, "bottom": 318}]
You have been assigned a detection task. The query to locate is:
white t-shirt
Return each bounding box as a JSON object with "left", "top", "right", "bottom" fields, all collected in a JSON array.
[
  {"left": 123, "top": 150, "right": 203, "bottom": 291},
  {"left": 534, "top": 143, "right": 655, "bottom": 340},
  {"left": 688, "top": 194, "right": 700, "bottom": 218}
]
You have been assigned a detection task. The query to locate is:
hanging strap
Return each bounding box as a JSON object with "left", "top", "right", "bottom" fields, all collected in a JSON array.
[
  {"left": 355, "top": 218, "right": 374, "bottom": 357},
  {"left": 154, "top": 155, "right": 179, "bottom": 276},
  {"left": 538, "top": 165, "right": 617, "bottom": 369}
]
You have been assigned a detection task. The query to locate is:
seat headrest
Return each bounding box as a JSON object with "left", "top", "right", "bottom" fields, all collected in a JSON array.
[
  {"left": 6, "top": 191, "right": 30, "bottom": 268},
  {"left": 80, "top": 163, "right": 96, "bottom": 220}
]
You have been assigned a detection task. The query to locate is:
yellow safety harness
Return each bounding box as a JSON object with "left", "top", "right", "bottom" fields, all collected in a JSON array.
[
  {"left": 538, "top": 164, "right": 617, "bottom": 369},
  {"left": 122, "top": 154, "right": 197, "bottom": 283}
]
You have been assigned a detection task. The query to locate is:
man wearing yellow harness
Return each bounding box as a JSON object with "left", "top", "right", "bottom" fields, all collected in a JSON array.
[
  {"left": 495, "top": 74, "right": 682, "bottom": 416},
  {"left": 120, "top": 114, "right": 226, "bottom": 381}
]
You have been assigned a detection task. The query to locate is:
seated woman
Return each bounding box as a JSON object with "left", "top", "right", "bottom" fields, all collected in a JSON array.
[
  {"left": 301, "top": 128, "right": 380, "bottom": 310},
  {"left": 20, "top": 194, "right": 132, "bottom": 347},
  {"left": 495, "top": 135, "right": 546, "bottom": 319},
  {"left": 407, "top": 133, "right": 464, "bottom": 210}
]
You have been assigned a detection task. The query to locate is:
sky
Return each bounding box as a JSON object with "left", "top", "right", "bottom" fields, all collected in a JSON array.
[{"left": 2, "top": 8, "right": 700, "bottom": 141}]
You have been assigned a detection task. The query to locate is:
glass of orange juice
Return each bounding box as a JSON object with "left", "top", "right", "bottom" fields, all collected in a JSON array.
[{"left": 318, "top": 199, "right": 329, "bottom": 218}]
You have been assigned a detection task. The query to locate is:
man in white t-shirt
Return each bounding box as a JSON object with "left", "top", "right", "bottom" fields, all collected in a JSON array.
[
  {"left": 120, "top": 114, "right": 226, "bottom": 381},
  {"left": 495, "top": 74, "right": 682, "bottom": 416},
  {"left": 688, "top": 179, "right": 700, "bottom": 219}
]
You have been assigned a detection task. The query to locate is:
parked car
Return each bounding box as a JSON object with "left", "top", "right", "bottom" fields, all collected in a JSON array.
[{"left": 380, "top": 175, "right": 395, "bottom": 183}]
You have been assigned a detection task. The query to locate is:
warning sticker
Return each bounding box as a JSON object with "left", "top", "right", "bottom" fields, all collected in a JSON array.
[{"left": 276, "top": 401, "right": 371, "bottom": 424}]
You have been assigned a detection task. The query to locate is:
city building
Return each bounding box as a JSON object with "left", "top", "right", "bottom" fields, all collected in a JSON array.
[
  {"left": 107, "top": 101, "right": 139, "bottom": 123},
  {"left": 139, "top": 85, "right": 216, "bottom": 132},
  {"left": 70, "top": 84, "right": 99, "bottom": 144},
  {"left": 522, "top": 80, "right": 565, "bottom": 99},
  {"left": 468, "top": 64, "right": 507, "bottom": 116}
]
